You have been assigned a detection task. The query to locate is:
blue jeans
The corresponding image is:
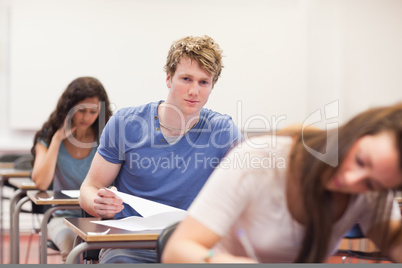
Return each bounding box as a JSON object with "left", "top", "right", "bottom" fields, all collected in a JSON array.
[{"left": 99, "top": 248, "right": 157, "bottom": 263}]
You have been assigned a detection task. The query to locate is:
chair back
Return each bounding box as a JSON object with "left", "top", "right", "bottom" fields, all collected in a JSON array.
[
  {"left": 14, "top": 155, "right": 33, "bottom": 170},
  {"left": 81, "top": 209, "right": 100, "bottom": 262},
  {"left": 156, "top": 221, "right": 180, "bottom": 263},
  {"left": 0, "top": 154, "right": 24, "bottom": 162}
]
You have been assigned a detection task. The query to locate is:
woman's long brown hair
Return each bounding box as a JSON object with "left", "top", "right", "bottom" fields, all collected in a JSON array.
[
  {"left": 287, "top": 103, "right": 402, "bottom": 262},
  {"left": 30, "top": 77, "right": 113, "bottom": 165}
]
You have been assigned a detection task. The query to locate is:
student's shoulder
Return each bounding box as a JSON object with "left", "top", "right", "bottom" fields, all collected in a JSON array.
[
  {"left": 200, "top": 107, "right": 236, "bottom": 126},
  {"left": 113, "top": 102, "right": 158, "bottom": 118}
]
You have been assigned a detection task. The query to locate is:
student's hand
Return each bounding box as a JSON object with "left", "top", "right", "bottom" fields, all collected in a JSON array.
[
  {"left": 93, "top": 186, "right": 124, "bottom": 219},
  {"left": 54, "top": 117, "right": 77, "bottom": 142}
]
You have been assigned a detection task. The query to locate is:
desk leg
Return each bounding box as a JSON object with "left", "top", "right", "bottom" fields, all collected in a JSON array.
[
  {"left": 39, "top": 206, "right": 81, "bottom": 264},
  {"left": 73, "top": 235, "right": 82, "bottom": 248},
  {"left": 11, "top": 196, "right": 30, "bottom": 264},
  {"left": 0, "top": 176, "right": 4, "bottom": 264},
  {"left": 65, "top": 241, "right": 157, "bottom": 264},
  {"left": 9, "top": 189, "right": 25, "bottom": 264}
]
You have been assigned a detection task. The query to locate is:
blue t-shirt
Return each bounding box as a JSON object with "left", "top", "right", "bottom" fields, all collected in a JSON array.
[
  {"left": 39, "top": 139, "right": 97, "bottom": 217},
  {"left": 98, "top": 101, "right": 242, "bottom": 218}
]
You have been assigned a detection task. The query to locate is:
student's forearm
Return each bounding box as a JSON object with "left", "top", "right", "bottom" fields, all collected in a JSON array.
[
  {"left": 389, "top": 229, "right": 402, "bottom": 262},
  {"left": 163, "top": 240, "right": 257, "bottom": 263},
  {"left": 79, "top": 181, "right": 101, "bottom": 217},
  {"left": 163, "top": 239, "right": 209, "bottom": 263},
  {"left": 31, "top": 137, "right": 63, "bottom": 190},
  {"left": 369, "top": 220, "right": 402, "bottom": 263}
]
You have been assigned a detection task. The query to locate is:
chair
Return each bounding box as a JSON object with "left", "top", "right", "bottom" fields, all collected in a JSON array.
[
  {"left": 11, "top": 155, "right": 61, "bottom": 262},
  {"left": 81, "top": 209, "right": 100, "bottom": 263},
  {"left": 156, "top": 221, "right": 180, "bottom": 263},
  {"left": 0, "top": 153, "right": 31, "bottom": 192},
  {"left": 338, "top": 224, "right": 387, "bottom": 263},
  {"left": 13, "top": 155, "right": 34, "bottom": 170},
  {"left": 0, "top": 153, "right": 25, "bottom": 163},
  {"left": 25, "top": 205, "right": 61, "bottom": 263}
]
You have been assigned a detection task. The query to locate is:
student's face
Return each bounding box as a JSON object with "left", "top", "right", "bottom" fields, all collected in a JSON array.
[
  {"left": 165, "top": 57, "right": 213, "bottom": 118},
  {"left": 71, "top": 97, "right": 100, "bottom": 130},
  {"left": 325, "top": 132, "right": 402, "bottom": 194}
]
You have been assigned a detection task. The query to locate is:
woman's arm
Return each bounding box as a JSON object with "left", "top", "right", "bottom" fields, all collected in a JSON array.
[
  {"left": 367, "top": 219, "right": 402, "bottom": 262},
  {"left": 387, "top": 220, "right": 402, "bottom": 262},
  {"left": 162, "top": 215, "right": 257, "bottom": 263},
  {"left": 31, "top": 128, "right": 67, "bottom": 191}
]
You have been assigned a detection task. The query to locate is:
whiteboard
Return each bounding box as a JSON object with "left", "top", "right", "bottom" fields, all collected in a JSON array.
[{"left": 9, "top": 0, "right": 307, "bottom": 131}]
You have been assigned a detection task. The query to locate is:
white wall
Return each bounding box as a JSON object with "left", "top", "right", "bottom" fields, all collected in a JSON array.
[
  {"left": 1, "top": 0, "right": 402, "bottom": 153},
  {"left": 0, "top": 0, "right": 34, "bottom": 153}
]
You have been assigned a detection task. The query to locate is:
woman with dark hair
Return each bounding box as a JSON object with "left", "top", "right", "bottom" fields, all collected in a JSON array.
[
  {"left": 31, "top": 76, "right": 112, "bottom": 262},
  {"left": 162, "top": 103, "right": 402, "bottom": 263}
]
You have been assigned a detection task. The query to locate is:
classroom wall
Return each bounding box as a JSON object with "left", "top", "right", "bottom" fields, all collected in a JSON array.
[{"left": 1, "top": 0, "right": 402, "bottom": 153}]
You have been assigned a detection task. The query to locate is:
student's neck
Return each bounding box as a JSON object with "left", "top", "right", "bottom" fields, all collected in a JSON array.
[
  {"left": 73, "top": 128, "right": 94, "bottom": 141},
  {"left": 158, "top": 103, "right": 199, "bottom": 136}
]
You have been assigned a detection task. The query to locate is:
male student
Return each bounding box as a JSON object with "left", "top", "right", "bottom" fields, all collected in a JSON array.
[{"left": 79, "top": 35, "right": 242, "bottom": 263}]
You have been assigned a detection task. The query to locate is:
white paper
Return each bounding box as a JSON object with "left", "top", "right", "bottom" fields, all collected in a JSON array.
[
  {"left": 104, "top": 188, "right": 184, "bottom": 218},
  {"left": 91, "top": 188, "right": 187, "bottom": 231},
  {"left": 92, "top": 210, "right": 187, "bottom": 231},
  {"left": 61, "top": 190, "right": 80, "bottom": 198},
  {"left": 22, "top": 181, "right": 36, "bottom": 186}
]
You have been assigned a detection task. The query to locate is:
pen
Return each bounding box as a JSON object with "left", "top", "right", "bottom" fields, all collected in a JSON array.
[{"left": 237, "top": 228, "right": 261, "bottom": 263}]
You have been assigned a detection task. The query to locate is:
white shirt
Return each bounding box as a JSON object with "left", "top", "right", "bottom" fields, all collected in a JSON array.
[{"left": 189, "top": 135, "right": 401, "bottom": 263}]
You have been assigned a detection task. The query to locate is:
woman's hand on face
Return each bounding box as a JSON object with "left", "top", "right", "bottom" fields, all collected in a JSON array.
[
  {"left": 54, "top": 117, "right": 77, "bottom": 142},
  {"left": 93, "top": 186, "right": 124, "bottom": 219}
]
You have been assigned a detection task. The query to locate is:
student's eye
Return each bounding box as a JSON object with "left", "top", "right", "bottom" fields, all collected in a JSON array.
[
  {"left": 200, "top": 80, "right": 209, "bottom": 86},
  {"left": 183, "top": 77, "right": 190, "bottom": 81},
  {"left": 355, "top": 155, "right": 364, "bottom": 167},
  {"left": 90, "top": 110, "right": 98, "bottom": 114}
]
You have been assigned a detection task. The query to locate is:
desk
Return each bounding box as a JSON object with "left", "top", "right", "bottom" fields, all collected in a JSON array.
[
  {"left": 8, "top": 178, "right": 37, "bottom": 264},
  {"left": 11, "top": 190, "right": 80, "bottom": 264},
  {"left": 0, "top": 168, "right": 31, "bottom": 264},
  {"left": 0, "top": 163, "right": 14, "bottom": 169},
  {"left": 64, "top": 217, "right": 159, "bottom": 264}
]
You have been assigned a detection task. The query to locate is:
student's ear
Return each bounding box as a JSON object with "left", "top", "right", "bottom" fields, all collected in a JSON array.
[{"left": 166, "top": 73, "right": 172, "bottom": 89}]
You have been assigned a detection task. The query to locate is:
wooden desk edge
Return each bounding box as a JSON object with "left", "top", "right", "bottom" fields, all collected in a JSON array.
[
  {"left": 8, "top": 178, "right": 37, "bottom": 190},
  {"left": 27, "top": 190, "right": 79, "bottom": 205},
  {"left": 0, "top": 169, "right": 31, "bottom": 177},
  {"left": 63, "top": 218, "right": 159, "bottom": 242}
]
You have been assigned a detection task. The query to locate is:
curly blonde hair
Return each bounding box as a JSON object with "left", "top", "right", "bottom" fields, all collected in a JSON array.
[{"left": 164, "top": 35, "right": 223, "bottom": 87}]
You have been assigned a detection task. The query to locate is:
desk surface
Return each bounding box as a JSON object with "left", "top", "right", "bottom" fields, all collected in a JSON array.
[
  {"left": 0, "top": 163, "right": 14, "bottom": 169},
  {"left": 27, "top": 190, "right": 79, "bottom": 205},
  {"left": 8, "top": 178, "right": 37, "bottom": 190},
  {"left": 64, "top": 217, "right": 160, "bottom": 242},
  {"left": 0, "top": 168, "right": 31, "bottom": 178}
]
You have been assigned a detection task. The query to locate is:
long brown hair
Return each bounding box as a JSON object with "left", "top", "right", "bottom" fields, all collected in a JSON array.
[
  {"left": 31, "top": 76, "right": 113, "bottom": 164},
  {"left": 288, "top": 103, "right": 402, "bottom": 262}
]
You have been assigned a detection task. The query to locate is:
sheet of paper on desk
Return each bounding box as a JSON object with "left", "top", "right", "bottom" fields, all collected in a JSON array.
[
  {"left": 104, "top": 188, "right": 184, "bottom": 218},
  {"left": 91, "top": 188, "right": 187, "bottom": 231},
  {"left": 91, "top": 210, "right": 187, "bottom": 231},
  {"left": 61, "top": 190, "right": 80, "bottom": 198}
]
